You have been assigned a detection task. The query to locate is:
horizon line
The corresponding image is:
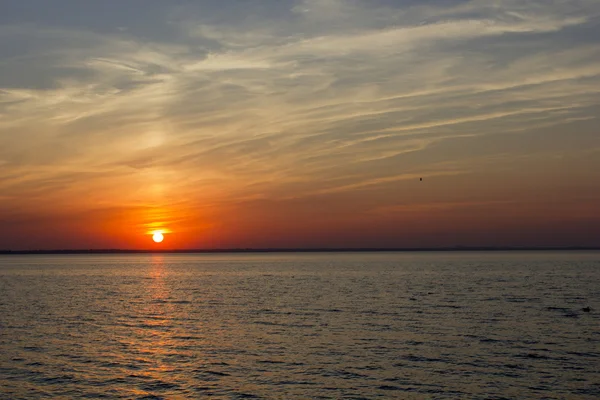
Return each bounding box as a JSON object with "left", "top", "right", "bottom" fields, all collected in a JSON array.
[{"left": 1, "top": 246, "right": 599, "bottom": 255}]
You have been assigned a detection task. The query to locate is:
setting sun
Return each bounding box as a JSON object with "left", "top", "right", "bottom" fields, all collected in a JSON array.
[{"left": 152, "top": 232, "right": 164, "bottom": 243}]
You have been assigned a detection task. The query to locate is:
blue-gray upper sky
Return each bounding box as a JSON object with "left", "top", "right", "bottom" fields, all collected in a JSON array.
[{"left": 1, "top": 0, "right": 599, "bottom": 249}]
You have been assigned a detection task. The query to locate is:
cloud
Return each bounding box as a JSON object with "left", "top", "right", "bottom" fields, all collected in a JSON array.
[{"left": 1, "top": 0, "right": 599, "bottom": 247}]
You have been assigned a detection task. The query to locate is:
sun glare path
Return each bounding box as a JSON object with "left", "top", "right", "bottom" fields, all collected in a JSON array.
[{"left": 152, "top": 232, "right": 164, "bottom": 243}]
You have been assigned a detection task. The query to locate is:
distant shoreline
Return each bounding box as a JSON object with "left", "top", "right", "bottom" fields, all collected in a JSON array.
[{"left": 1, "top": 247, "right": 599, "bottom": 255}]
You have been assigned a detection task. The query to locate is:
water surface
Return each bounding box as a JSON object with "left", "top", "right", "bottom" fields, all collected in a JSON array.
[{"left": 1, "top": 252, "right": 599, "bottom": 399}]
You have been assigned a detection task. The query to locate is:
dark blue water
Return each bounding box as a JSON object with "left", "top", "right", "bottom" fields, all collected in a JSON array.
[{"left": 1, "top": 252, "right": 599, "bottom": 399}]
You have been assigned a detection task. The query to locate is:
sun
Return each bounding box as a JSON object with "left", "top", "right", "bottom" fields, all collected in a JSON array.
[{"left": 152, "top": 232, "right": 164, "bottom": 243}]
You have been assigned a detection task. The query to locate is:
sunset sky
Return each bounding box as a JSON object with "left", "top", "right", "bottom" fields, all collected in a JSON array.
[{"left": 1, "top": 0, "right": 599, "bottom": 250}]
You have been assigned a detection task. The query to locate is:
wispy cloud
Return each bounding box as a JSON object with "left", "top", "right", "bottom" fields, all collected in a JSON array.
[{"left": 1, "top": 0, "right": 599, "bottom": 247}]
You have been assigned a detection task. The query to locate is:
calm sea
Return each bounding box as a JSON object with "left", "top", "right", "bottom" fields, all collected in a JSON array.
[{"left": 0, "top": 252, "right": 598, "bottom": 399}]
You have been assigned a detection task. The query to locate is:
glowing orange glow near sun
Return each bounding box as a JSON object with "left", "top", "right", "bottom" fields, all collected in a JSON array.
[{"left": 152, "top": 232, "right": 164, "bottom": 243}]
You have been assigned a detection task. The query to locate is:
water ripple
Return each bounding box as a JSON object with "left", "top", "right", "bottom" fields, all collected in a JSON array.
[{"left": 1, "top": 252, "right": 599, "bottom": 398}]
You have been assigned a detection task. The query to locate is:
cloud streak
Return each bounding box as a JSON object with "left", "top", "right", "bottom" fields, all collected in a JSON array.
[{"left": 1, "top": 0, "right": 599, "bottom": 248}]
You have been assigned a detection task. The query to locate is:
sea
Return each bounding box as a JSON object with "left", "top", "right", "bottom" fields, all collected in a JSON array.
[{"left": 0, "top": 251, "right": 598, "bottom": 399}]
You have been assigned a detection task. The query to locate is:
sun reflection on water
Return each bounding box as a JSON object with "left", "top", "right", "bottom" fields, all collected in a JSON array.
[{"left": 126, "top": 255, "right": 189, "bottom": 397}]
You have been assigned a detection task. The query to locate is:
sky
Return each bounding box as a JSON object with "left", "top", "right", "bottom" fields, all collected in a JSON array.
[{"left": 1, "top": 0, "right": 599, "bottom": 250}]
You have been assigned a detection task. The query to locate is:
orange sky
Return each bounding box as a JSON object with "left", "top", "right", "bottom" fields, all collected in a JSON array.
[{"left": 1, "top": 1, "right": 600, "bottom": 249}]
